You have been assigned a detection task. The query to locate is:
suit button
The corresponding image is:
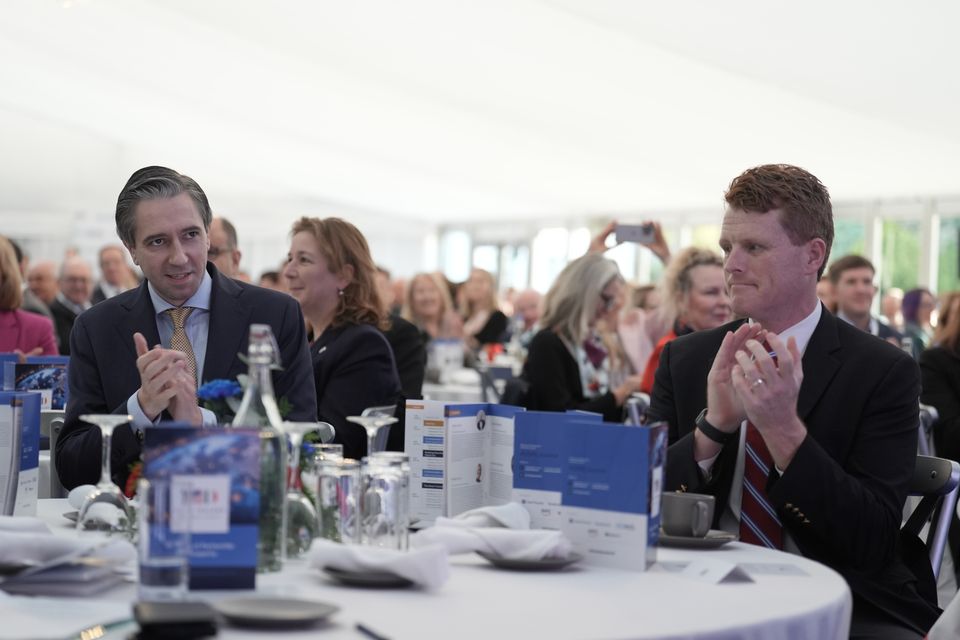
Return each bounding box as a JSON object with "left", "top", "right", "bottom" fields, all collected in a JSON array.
[
  {"left": 785, "top": 502, "right": 793, "bottom": 509},
  {"left": 803, "top": 518, "right": 811, "bottom": 525}
]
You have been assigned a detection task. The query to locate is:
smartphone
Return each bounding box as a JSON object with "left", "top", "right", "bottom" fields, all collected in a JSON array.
[{"left": 615, "top": 223, "right": 655, "bottom": 245}]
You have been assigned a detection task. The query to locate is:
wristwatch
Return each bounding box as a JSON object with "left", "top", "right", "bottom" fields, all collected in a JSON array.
[{"left": 695, "top": 408, "right": 738, "bottom": 444}]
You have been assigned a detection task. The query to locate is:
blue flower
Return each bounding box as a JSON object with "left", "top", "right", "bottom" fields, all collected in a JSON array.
[{"left": 197, "top": 379, "right": 243, "bottom": 401}]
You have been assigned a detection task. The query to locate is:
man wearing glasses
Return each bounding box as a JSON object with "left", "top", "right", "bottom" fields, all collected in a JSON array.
[{"left": 207, "top": 216, "right": 242, "bottom": 279}]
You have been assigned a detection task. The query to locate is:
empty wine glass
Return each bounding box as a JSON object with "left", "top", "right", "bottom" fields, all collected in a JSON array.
[
  {"left": 277, "top": 422, "right": 328, "bottom": 558},
  {"left": 76, "top": 414, "right": 135, "bottom": 537},
  {"left": 346, "top": 413, "right": 398, "bottom": 458}
]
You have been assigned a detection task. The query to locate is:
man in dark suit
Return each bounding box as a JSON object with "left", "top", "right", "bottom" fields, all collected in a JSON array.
[
  {"left": 49, "top": 256, "right": 93, "bottom": 355},
  {"left": 648, "top": 164, "right": 939, "bottom": 637},
  {"left": 56, "top": 166, "right": 317, "bottom": 490},
  {"left": 828, "top": 254, "right": 904, "bottom": 345}
]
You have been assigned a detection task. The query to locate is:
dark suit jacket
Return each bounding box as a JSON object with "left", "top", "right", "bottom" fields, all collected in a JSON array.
[
  {"left": 647, "top": 309, "right": 939, "bottom": 634},
  {"left": 49, "top": 298, "right": 78, "bottom": 356},
  {"left": 90, "top": 283, "right": 108, "bottom": 305},
  {"left": 876, "top": 318, "right": 903, "bottom": 344},
  {"left": 381, "top": 315, "right": 427, "bottom": 453},
  {"left": 55, "top": 264, "right": 317, "bottom": 490},
  {"left": 312, "top": 322, "right": 401, "bottom": 460},
  {"left": 521, "top": 329, "right": 620, "bottom": 421}
]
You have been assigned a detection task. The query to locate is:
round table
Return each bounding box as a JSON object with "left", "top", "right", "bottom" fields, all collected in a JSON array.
[{"left": 19, "top": 499, "right": 851, "bottom": 639}]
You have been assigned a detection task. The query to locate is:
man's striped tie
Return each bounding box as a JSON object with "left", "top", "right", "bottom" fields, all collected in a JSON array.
[{"left": 165, "top": 306, "right": 196, "bottom": 387}]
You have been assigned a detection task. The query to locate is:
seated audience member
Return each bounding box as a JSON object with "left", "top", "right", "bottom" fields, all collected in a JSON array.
[
  {"left": 0, "top": 236, "right": 57, "bottom": 358},
  {"left": 92, "top": 244, "right": 139, "bottom": 304},
  {"left": 827, "top": 254, "right": 902, "bottom": 345},
  {"left": 401, "top": 272, "right": 463, "bottom": 340},
  {"left": 375, "top": 265, "right": 402, "bottom": 316},
  {"left": 50, "top": 256, "right": 94, "bottom": 355},
  {"left": 640, "top": 247, "right": 732, "bottom": 394},
  {"left": 919, "top": 291, "right": 960, "bottom": 583},
  {"left": 283, "top": 217, "right": 401, "bottom": 459},
  {"left": 647, "top": 164, "right": 939, "bottom": 636},
  {"left": 522, "top": 253, "right": 643, "bottom": 421},
  {"left": 8, "top": 239, "right": 53, "bottom": 321},
  {"left": 206, "top": 217, "right": 242, "bottom": 279},
  {"left": 460, "top": 267, "right": 508, "bottom": 349},
  {"left": 509, "top": 288, "right": 542, "bottom": 349},
  {"left": 881, "top": 286, "right": 905, "bottom": 333},
  {"left": 816, "top": 274, "right": 836, "bottom": 313},
  {"left": 27, "top": 260, "right": 58, "bottom": 307},
  {"left": 258, "top": 270, "right": 286, "bottom": 292},
  {"left": 903, "top": 287, "right": 937, "bottom": 359},
  {"left": 56, "top": 166, "right": 317, "bottom": 490}
]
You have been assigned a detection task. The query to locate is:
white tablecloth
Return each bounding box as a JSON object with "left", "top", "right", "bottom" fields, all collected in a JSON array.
[{"left": 13, "top": 500, "right": 852, "bottom": 640}]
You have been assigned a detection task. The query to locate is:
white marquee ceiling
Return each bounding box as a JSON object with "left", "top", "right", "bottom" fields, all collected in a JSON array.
[{"left": 1, "top": 0, "right": 959, "bottom": 234}]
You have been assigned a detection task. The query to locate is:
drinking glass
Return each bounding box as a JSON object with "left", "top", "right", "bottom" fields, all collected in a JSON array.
[
  {"left": 361, "top": 455, "right": 410, "bottom": 550},
  {"left": 138, "top": 477, "right": 191, "bottom": 601},
  {"left": 76, "top": 414, "right": 135, "bottom": 537},
  {"left": 317, "top": 458, "right": 360, "bottom": 543},
  {"left": 301, "top": 443, "right": 343, "bottom": 511},
  {"left": 277, "top": 422, "right": 323, "bottom": 558},
  {"left": 346, "top": 414, "right": 398, "bottom": 458}
]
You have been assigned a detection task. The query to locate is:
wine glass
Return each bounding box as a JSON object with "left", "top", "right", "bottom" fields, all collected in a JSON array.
[
  {"left": 277, "top": 422, "right": 326, "bottom": 558},
  {"left": 76, "top": 414, "right": 135, "bottom": 537},
  {"left": 346, "top": 414, "right": 398, "bottom": 458}
]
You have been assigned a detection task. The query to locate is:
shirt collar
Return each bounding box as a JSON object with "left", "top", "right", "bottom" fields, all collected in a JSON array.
[
  {"left": 836, "top": 310, "right": 879, "bottom": 335},
  {"left": 148, "top": 269, "right": 213, "bottom": 315},
  {"left": 750, "top": 302, "right": 822, "bottom": 357},
  {"left": 55, "top": 292, "right": 90, "bottom": 315}
]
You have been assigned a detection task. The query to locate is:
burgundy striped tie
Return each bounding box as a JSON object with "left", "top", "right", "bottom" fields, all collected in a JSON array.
[{"left": 739, "top": 342, "right": 783, "bottom": 549}]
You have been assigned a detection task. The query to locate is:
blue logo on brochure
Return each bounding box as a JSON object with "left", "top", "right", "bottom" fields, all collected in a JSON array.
[
  {"left": 423, "top": 436, "right": 444, "bottom": 444},
  {"left": 422, "top": 469, "right": 444, "bottom": 478}
]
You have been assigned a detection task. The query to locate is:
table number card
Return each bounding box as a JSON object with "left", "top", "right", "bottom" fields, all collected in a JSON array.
[{"left": 144, "top": 426, "right": 261, "bottom": 590}]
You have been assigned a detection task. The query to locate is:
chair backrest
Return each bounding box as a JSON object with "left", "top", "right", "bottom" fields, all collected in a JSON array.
[
  {"left": 903, "top": 455, "right": 960, "bottom": 581},
  {"left": 47, "top": 415, "right": 67, "bottom": 499},
  {"left": 918, "top": 404, "right": 939, "bottom": 456},
  {"left": 361, "top": 405, "right": 398, "bottom": 451}
]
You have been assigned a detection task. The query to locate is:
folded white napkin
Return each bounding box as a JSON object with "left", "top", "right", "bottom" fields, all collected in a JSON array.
[
  {"left": 308, "top": 540, "right": 449, "bottom": 589},
  {"left": 412, "top": 526, "right": 572, "bottom": 560},
  {"left": 0, "top": 517, "right": 136, "bottom": 574},
  {"left": 433, "top": 503, "right": 531, "bottom": 529}
]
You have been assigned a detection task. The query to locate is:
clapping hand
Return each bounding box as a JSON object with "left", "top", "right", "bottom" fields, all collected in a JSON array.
[{"left": 133, "top": 332, "right": 202, "bottom": 425}]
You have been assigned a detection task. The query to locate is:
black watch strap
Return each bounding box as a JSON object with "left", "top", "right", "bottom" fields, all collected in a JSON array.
[{"left": 695, "top": 408, "right": 738, "bottom": 444}]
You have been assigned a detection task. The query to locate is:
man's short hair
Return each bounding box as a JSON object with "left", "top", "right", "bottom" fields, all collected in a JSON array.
[
  {"left": 827, "top": 254, "right": 875, "bottom": 285},
  {"left": 116, "top": 166, "right": 212, "bottom": 247},
  {"left": 215, "top": 217, "right": 239, "bottom": 250},
  {"left": 725, "top": 164, "right": 834, "bottom": 278}
]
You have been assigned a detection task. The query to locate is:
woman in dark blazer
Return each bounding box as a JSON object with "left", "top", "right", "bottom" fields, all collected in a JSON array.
[
  {"left": 521, "top": 253, "right": 643, "bottom": 422},
  {"left": 919, "top": 290, "right": 960, "bottom": 582},
  {"left": 283, "top": 217, "right": 401, "bottom": 459}
]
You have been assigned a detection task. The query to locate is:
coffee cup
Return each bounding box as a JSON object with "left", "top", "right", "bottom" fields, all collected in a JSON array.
[{"left": 660, "top": 492, "right": 714, "bottom": 538}]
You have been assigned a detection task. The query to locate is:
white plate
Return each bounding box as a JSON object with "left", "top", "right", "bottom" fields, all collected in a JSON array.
[
  {"left": 658, "top": 529, "right": 738, "bottom": 549},
  {"left": 214, "top": 597, "right": 339, "bottom": 629},
  {"left": 322, "top": 566, "right": 414, "bottom": 588},
  {"left": 476, "top": 551, "right": 584, "bottom": 571}
]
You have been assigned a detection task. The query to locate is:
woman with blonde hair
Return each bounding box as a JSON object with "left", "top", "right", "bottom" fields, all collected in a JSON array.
[
  {"left": 920, "top": 291, "right": 960, "bottom": 582},
  {"left": 283, "top": 217, "right": 401, "bottom": 459},
  {"left": 640, "top": 247, "right": 732, "bottom": 394},
  {"left": 0, "top": 236, "right": 57, "bottom": 358},
  {"left": 521, "top": 253, "right": 643, "bottom": 421},
  {"left": 460, "top": 267, "right": 508, "bottom": 349},
  {"left": 401, "top": 272, "right": 463, "bottom": 340}
]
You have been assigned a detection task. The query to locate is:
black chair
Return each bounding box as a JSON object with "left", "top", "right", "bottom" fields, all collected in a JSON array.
[
  {"left": 903, "top": 455, "right": 960, "bottom": 581},
  {"left": 918, "top": 404, "right": 939, "bottom": 456}
]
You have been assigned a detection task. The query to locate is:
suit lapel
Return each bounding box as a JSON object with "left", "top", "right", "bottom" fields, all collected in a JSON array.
[
  {"left": 116, "top": 282, "right": 161, "bottom": 359},
  {"left": 202, "top": 267, "right": 252, "bottom": 382},
  {"left": 797, "top": 310, "right": 842, "bottom": 421}
]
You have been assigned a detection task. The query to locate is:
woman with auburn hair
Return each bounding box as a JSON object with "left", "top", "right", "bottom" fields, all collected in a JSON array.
[
  {"left": 0, "top": 236, "right": 57, "bottom": 358},
  {"left": 283, "top": 217, "right": 401, "bottom": 459},
  {"left": 521, "top": 253, "right": 643, "bottom": 421},
  {"left": 460, "top": 268, "right": 508, "bottom": 349},
  {"left": 919, "top": 290, "right": 960, "bottom": 582},
  {"left": 401, "top": 272, "right": 463, "bottom": 340},
  {"left": 640, "top": 247, "right": 732, "bottom": 394}
]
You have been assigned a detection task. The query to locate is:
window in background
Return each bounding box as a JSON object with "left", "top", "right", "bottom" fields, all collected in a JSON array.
[
  {"left": 829, "top": 218, "right": 867, "bottom": 269},
  {"left": 607, "top": 242, "right": 637, "bottom": 281},
  {"left": 690, "top": 223, "right": 721, "bottom": 252},
  {"left": 472, "top": 245, "right": 499, "bottom": 278},
  {"left": 440, "top": 229, "right": 471, "bottom": 283},
  {"left": 567, "top": 227, "right": 591, "bottom": 259},
  {"left": 938, "top": 217, "right": 960, "bottom": 294},
  {"left": 499, "top": 244, "right": 530, "bottom": 292},
  {"left": 531, "top": 227, "right": 570, "bottom": 292},
  {"left": 880, "top": 219, "right": 921, "bottom": 292}
]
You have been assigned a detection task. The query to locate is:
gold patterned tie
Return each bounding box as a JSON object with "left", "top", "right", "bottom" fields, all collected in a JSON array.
[{"left": 165, "top": 307, "right": 196, "bottom": 386}]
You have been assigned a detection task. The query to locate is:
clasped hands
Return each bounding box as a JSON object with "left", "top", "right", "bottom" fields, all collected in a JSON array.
[
  {"left": 699, "top": 323, "right": 807, "bottom": 470},
  {"left": 133, "top": 332, "right": 202, "bottom": 426}
]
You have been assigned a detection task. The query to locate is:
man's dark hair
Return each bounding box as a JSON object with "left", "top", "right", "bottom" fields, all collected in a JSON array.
[
  {"left": 827, "top": 254, "right": 875, "bottom": 285},
  {"left": 116, "top": 166, "right": 212, "bottom": 247},
  {"left": 8, "top": 238, "right": 23, "bottom": 264},
  {"left": 725, "top": 164, "right": 834, "bottom": 279}
]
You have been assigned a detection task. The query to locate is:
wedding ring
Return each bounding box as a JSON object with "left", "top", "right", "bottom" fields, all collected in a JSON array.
[{"left": 751, "top": 378, "right": 765, "bottom": 388}]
